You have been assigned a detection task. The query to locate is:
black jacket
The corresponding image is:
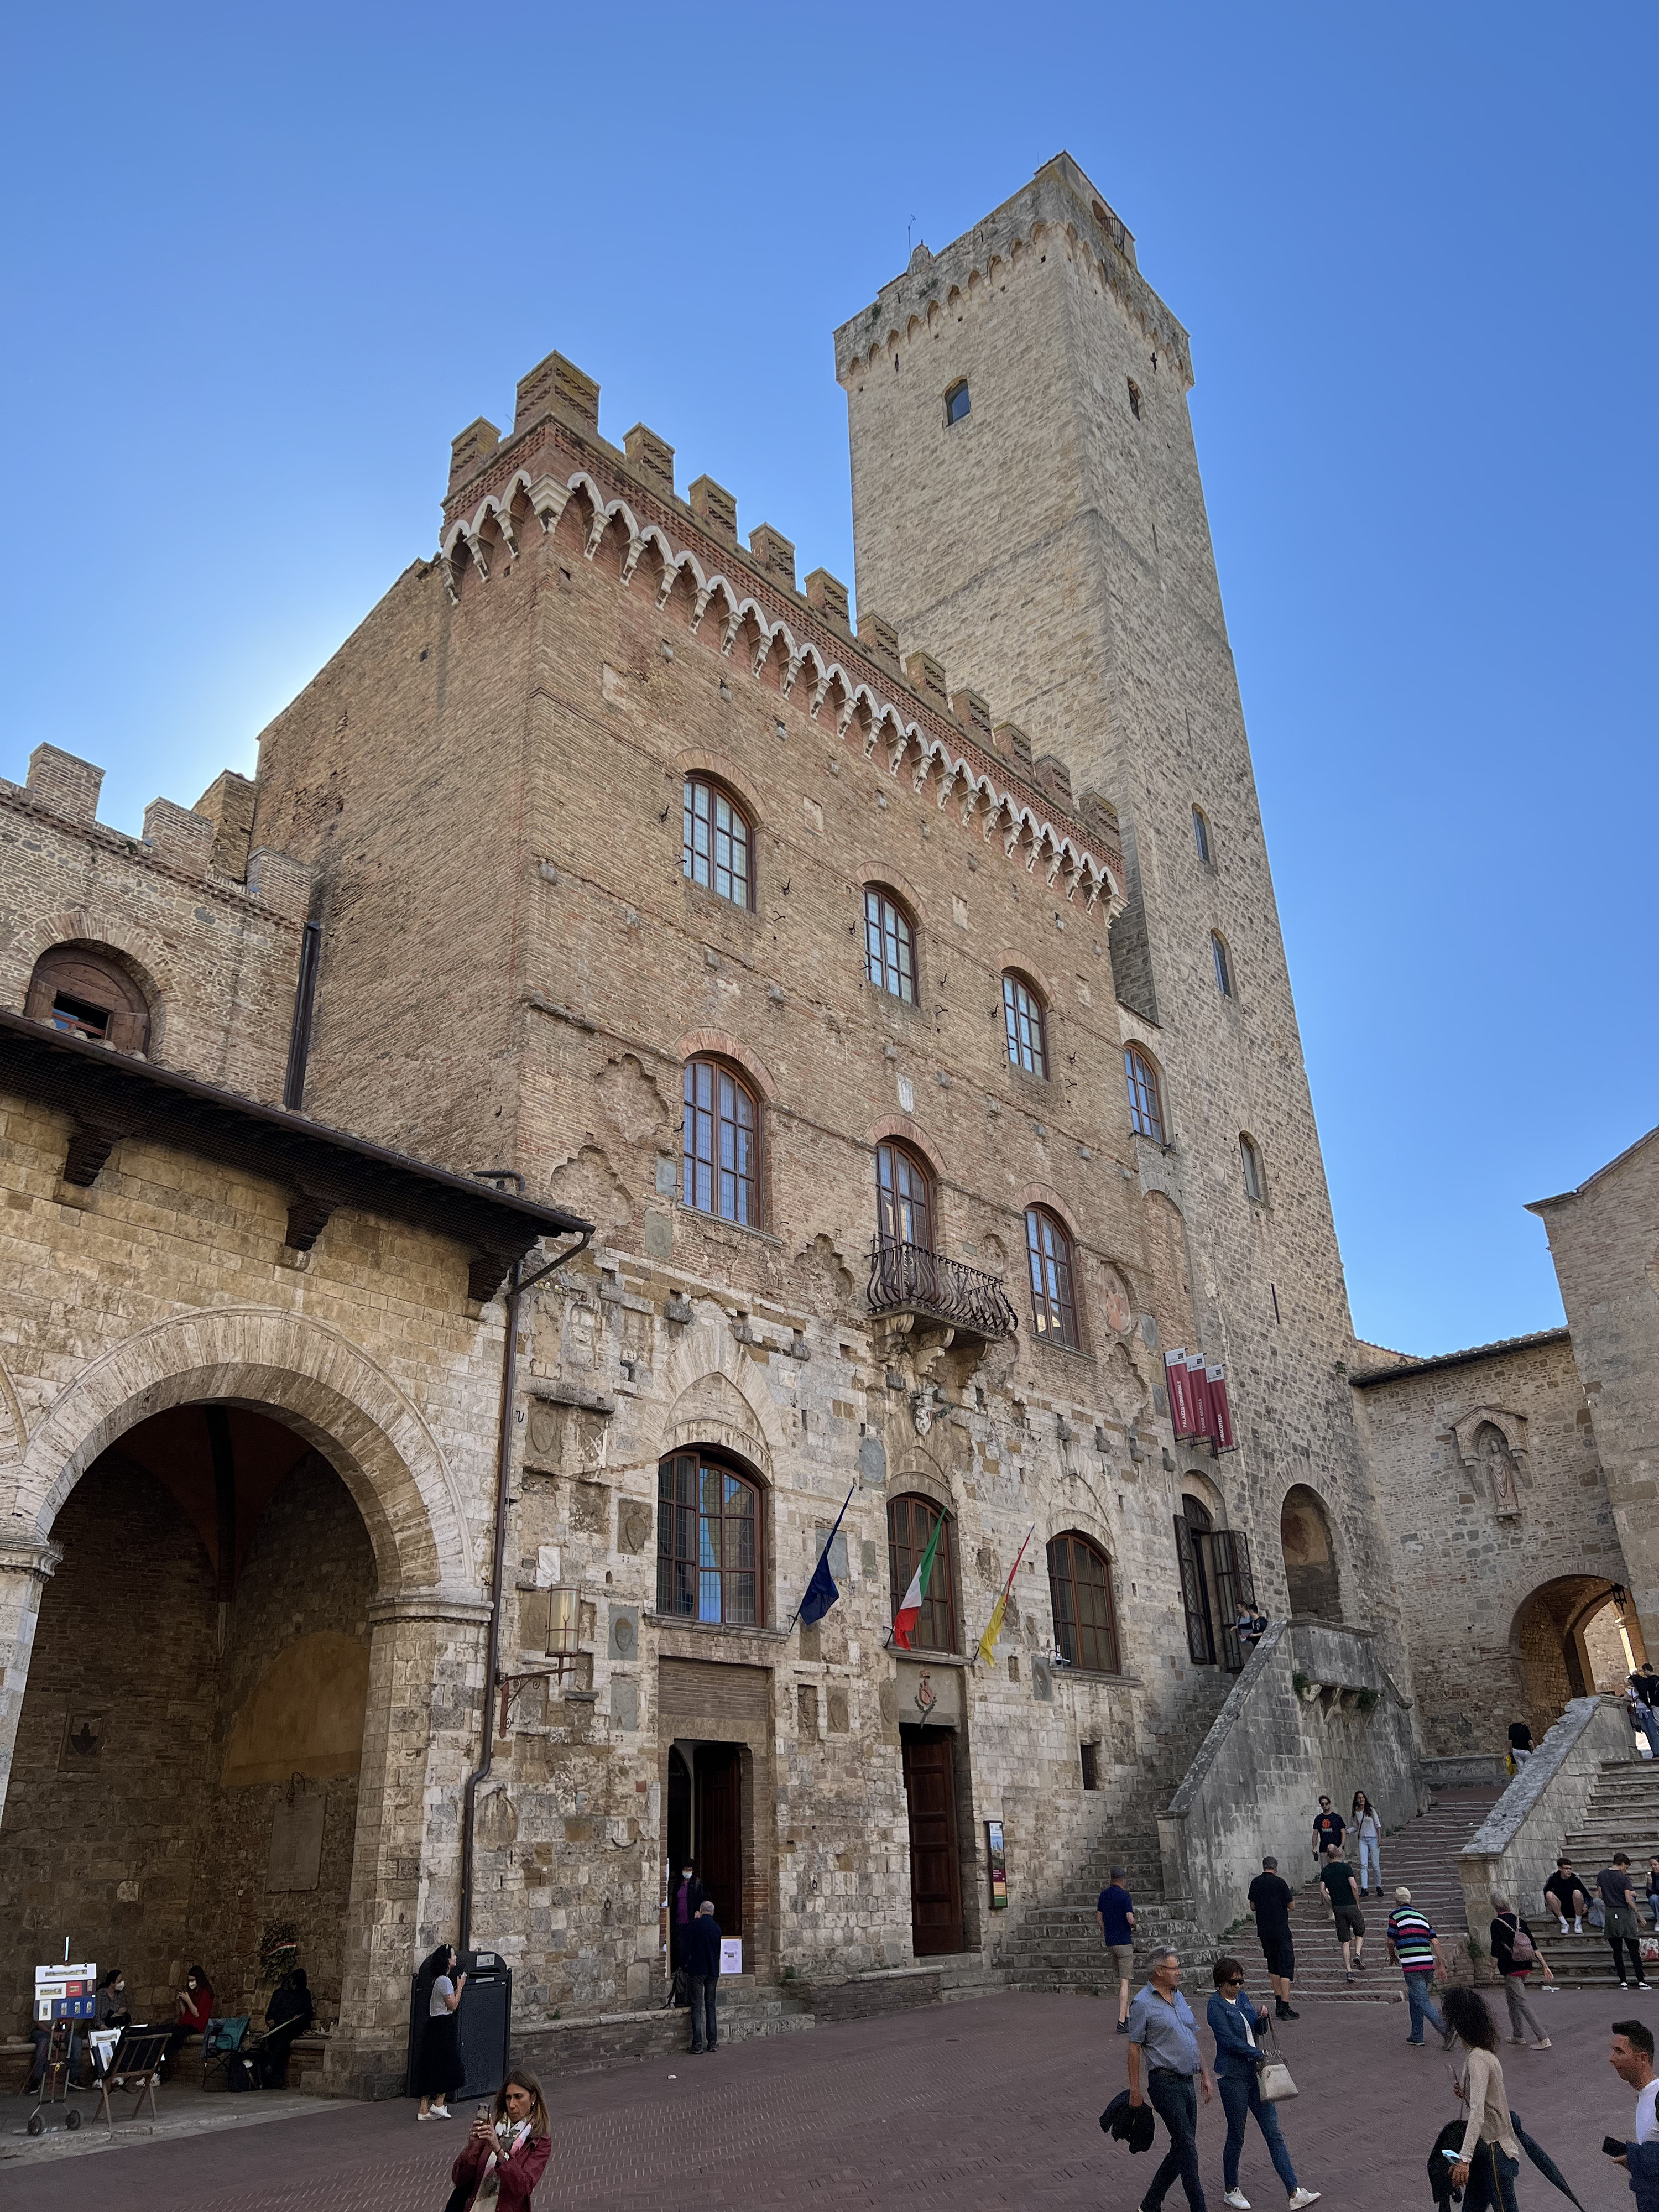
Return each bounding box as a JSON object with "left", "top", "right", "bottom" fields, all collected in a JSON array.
[
  {"left": 683, "top": 1915, "right": 723, "bottom": 1978},
  {"left": 1490, "top": 1913, "right": 1538, "bottom": 1978},
  {"left": 1099, "top": 2090, "right": 1157, "bottom": 2154}
]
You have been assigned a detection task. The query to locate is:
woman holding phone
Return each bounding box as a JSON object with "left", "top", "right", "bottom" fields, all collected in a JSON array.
[
  {"left": 1443, "top": 1986, "right": 1522, "bottom": 2211},
  {"left": 447, "top": 2069, "right": 551, "bottom": 2209}
]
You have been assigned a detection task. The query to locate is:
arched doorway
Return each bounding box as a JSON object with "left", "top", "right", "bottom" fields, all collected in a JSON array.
[
  {"left": 1512, "top": 1576, "right": 1644, "bottom": 1739},
  {"left": 1281, "top": 1486, "right": 1340, "bottom": 1620},
  {"left": 0, "top": 1404, "right": 375, "bottom": 2036}
]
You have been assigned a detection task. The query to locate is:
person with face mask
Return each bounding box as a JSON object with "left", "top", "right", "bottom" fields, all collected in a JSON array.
[
  {"left": 671, "top": 1862, "right": 707, "bottom": 1979},
  {"left": 163, "top": 1964, "right": 215, "bottom": 2075}
]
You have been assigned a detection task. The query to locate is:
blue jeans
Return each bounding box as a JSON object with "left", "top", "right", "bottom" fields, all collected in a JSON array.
[
  {"left": 1404, "top": 1971, "right": 1445, "bottom": 2042},
  {"left": 1219, "top": 2071, "right": 1298, "bottom": 2194},
  {"left": 1358, "top": 1837, "right": 1380, "bottom": 1891},
  {"left": 1462, "top": 2143, "right": 1521, "bottom": 2212},
  {"left": 1144, "top": 2068, "right": 1207, "bottom": 2212}
]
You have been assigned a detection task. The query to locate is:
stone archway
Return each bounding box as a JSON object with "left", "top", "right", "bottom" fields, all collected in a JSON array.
[
  {"left": 1511, "top": 1575, "right": 1641, "bottom": 1739},
  {"left": 0, "top": 1307, "right": 491, "bottom": 2091},
  {"left": 1280, "top": 1485, "right": 1340, "bottom": 1620}
]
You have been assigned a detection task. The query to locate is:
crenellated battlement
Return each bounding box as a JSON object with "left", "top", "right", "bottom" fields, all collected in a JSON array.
[
  {"left": 832, "top": 150, "right": 1192, "bottom": 389},
  {"left": 437, "top": 381, "right": 1125, "bottom": 915}
]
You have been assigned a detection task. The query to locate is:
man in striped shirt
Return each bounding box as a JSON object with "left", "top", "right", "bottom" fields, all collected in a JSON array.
[{"left": 1386, "top": 1886, "right": 1447, "bottom": 2044}]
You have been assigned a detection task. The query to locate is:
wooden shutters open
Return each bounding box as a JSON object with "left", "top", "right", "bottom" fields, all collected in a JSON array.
[
  {"left": 1208, "top": 1529, "right": 1256, "bottom": 1672},
  {"left": 1173, "top": 1512, "right": 1213, "bottom": 1665}
]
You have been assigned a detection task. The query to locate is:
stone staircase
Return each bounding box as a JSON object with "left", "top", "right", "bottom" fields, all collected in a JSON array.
[
  {"left": 1276, "top": 1788, "right": 1500, "bottom": 2004},
  {"left": 1491, "top": 1757, "right": 1659, "bottom": 1989}
]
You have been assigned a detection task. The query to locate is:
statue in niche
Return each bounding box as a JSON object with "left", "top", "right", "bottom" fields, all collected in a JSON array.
[{"left": 1477, "top": 1422, "right": 1522, "bottom": 1517}]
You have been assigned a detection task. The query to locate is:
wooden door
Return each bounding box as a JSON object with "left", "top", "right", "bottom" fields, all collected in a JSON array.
[
  {"left": 695, "top": 1743, "right": 742, "bottom": 1937},
  {"left": 901, "top": 1726, "right": 964, "bottom": 1955}
]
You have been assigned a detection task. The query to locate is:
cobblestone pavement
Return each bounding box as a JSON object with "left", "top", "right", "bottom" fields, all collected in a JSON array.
[{"left": 0, "top": 1985, "right": 1643, "bottom": 2210}]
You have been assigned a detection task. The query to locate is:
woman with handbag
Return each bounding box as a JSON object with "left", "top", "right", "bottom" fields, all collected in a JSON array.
[
  {"left": 1206, "top": 1958, "right": 1321, "bottom": 2211},
  {"left": 1488, "top": 1896, "right": 1552, "bottom": 2050},
  {"left": 1443, "top": 1986, "right": 1523, "bottom": 2211},
  {"left": 446, "top": 2069, "right": 551, "bottom": 2210}
]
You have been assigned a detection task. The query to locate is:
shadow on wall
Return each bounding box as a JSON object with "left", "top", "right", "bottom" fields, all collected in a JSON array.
[
  {"left": 1280, "top": 1486, "right": 1340, "bottom": 1620},
  {"left": 1157, "top": 1619, "right": 1420, "bottom": 1944}
]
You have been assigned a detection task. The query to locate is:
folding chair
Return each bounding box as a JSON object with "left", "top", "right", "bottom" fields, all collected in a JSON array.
[
  {"left": 201, "top": 2014, "right": 249, "bottom": 2090},
  {"left": 96, "top": 2027, "right": 169, "bottom": 2128}
]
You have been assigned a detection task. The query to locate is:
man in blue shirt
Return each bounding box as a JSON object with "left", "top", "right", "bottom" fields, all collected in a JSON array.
[
  {"left": 1097, "top": 1866, "right": 1137, "bottom": 2035},
  {"left": 1127, "top": 1947, "right": 1214, "bottom": 2212},
  {"left": 682, "top": 1900, "right": 723, "bottom": 2054}
]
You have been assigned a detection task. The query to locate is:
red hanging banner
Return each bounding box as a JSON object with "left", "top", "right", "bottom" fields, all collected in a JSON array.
[
  {"left": 1207, "top": 1365, "right": 1236, "bottom": 1452},
  {"left": 1186, "top": 1352, "right": 1213, "bottom": 1441},
  {"left": 1165, "top": 1349, "right": 1196, "bottom": 1438}
]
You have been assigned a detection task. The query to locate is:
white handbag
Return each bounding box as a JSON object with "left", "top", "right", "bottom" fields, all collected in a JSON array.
[{"left": 1255, "top": 2019, "right": 1299, "bottom": 2104}]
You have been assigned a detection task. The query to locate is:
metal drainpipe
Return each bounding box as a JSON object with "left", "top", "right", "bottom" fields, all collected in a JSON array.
[{"left": 460, "top": 1217, "right": 593, "bottom": 1953}]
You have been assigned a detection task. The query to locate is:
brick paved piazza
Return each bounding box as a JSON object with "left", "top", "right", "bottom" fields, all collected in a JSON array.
[{"left": 1, "top": 1987, "right": 1645, "bottom": 2210}]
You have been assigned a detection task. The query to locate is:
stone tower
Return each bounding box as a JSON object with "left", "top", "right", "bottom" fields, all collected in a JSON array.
[{"left": 837, "top": 153, "right": 1395, "bottom": 1649}]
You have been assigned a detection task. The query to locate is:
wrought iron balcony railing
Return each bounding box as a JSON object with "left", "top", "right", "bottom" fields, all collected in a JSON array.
[{"left": 867, "top": 1238, "right": 1019, "bottom": 1341}]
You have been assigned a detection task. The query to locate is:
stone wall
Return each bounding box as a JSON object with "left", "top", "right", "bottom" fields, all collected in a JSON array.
[
  {"left": 1350, "top": 1332, "right": 1630, "bottom": 1756},
  {"left": 1458, "top": 1695, "right": 1635, "bottom": 1934}
]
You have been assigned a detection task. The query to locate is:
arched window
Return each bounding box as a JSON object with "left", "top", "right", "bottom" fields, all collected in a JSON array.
[
  {"left": 1124, "top": 1045, "right": 1166, "bottom": 1144},
  {"left": 888, "top": 1494, "right": 957, "bottom": 1652},
  {"left": 1001, "top": 973, "right": 1048, "bottom": 1078},
  {"left": 945, "top": 380, "right": 971, "bottom": 426},
  {"left": 1240, "top": 1134, "right": 1264, "bottom": 1203},
  {"left": 1192, "top": 806, "right": 1212, "bottom": 866},
  {"left": 682, "top": 776, "right": 753, "bottom": 909},
  {"left": 1026, "top": 1207, "right": 1079, "bottom": 1349},
  {"left": 682, "top": 1059, "right": 758, "bottom": 1224},
  {"left": 863, "top": 887, "right": 916, "bottom": 1004},
  {"left": 657, "top": 1450, "right": 761, "bottom": 1624},
  {"left": 1211, "top": 932, "right": 1233, "bottom": 998},
  {"left": 876, "top": 1141, "right": 933, "bottom": 1252},
  {"left": 1047, "top": 1533, "right": 1119, "bottom": 1674},
  {"left": 25, "top": 943, "right": 151, "bottom": 1053}
]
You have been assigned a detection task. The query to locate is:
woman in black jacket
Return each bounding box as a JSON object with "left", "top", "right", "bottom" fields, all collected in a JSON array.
[{"left": 1489, "top": 1894, "right": 1552, "bottom": 2050}]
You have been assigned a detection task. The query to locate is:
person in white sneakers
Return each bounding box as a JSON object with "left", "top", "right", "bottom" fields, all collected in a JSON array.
[
  {"left": 1542, "top": 1857, "right": 1588, "bottom": 1935},
  {"left": 1206, "top": 1956, "right": 1321, "bottom": 2212}
]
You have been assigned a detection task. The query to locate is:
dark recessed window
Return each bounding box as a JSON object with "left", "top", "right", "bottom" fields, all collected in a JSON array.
[
  {"left": 1126, "top": 378, "right": 1142, "bottom": 420},
  {"left": 50, "top": 993, "right": 112, "bottom": 1042},
  {"left": 864, "top": 888, "right": 916, "bottom": 1003},
  {"left": 1212, "top": 933, "right": 1234, "bottom": 998},
  {"left": 888, "top": 1493, "right": 957, "bottom": 1652},
  {"left": 657, "top": 1450, "right": 760, "bottom": 1624},
  {"left": 1026, "top": 1207, "right": 1079, "bottom": 1350},
  {"left": 1048, "top": 1533, "right": 1120, "bottom": 1673},
  {"left": 25, "top": 943, "right": 152, "bottom": 1054},
  {"left": 1001, "top": 973, "right": 1048, "bottom": 1078},
  {"left": 945, "top": 381, "right": 971, "bottom": 426},
  {"left": 1124, "top": 1045, "right": 1166, "bottom": 1144},
  {"left": 1240, "top": 1134, "right": 1264, "bottom": 1203},
  {"left": 682, "top": 777, "right": 753, "bottom": 909},
  {"left": 1192, "top": 806, "right": 1212, "bottom": 865},
  {"left": 876, "top": 1141, "right": 933, "bottom": 1253},
  {"left": 682, "top": 1059, "right": 758, "bottom": 1225}
]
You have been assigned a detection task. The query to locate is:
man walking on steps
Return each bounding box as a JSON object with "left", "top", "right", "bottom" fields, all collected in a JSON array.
[
  {"left": 1311, "top": 1795, "right": 1345, "bottom": 1863},
  {"left": 1386, "top": 1886, "right": 1446, "bottom": 2045},
  {"left": 1246, "top": 1856, "right": 1300, "bottom": 2020},
  {"left": 1126, "top": 1947, "right": 1214, "bottom": 2212},
  {"left": 1098, "top": 1866, "right": 1138, "bottom": 2036},
  {"left": 1319, "top": 1844, "right": 1367, "bottom": 1984}
]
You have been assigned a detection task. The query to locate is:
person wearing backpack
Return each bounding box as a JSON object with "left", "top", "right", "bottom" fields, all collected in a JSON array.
[{"left": 1489, "top": 1893, "right": 1553, "bottom": 2050}]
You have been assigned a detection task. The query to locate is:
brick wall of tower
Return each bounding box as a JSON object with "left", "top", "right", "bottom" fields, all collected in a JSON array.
[{"left": 837, "top": 155, "right": 1409, "bottom": 1693}]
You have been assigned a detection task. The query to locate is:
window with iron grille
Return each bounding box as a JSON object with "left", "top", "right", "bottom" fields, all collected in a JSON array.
[
  {"left": 682, "top": 778, "right": 753, "bottom": 908},
  {"left": 876, "top": 1141, "right": 933, "bottom": 1251},
  {"left": 1124, "top": 1046, "right": 1165, "bottom": 1144},
  {"left": 1026, "top": 1206, "right": 1079, "bottom": 1349},
  {"left": 682, "top": 1060, "right": 758, "bottom": 1224},
  {"left": 888, "top": 1494, "right": 958, "bottom": 1652},
  {"left": 1047, "top": 1534, "right": 1120, "bottom": 1674},
  {"left": 656, "top": 1451, "right": 761, "bottom": 1624},
  {"left": 1001, "top": 973, "right": 1048, "bottom": 1078},
  {"left": 863, "top": 888, "right": 916, "bottom": 1003}
]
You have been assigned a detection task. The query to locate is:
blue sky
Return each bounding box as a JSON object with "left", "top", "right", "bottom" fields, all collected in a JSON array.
[{"left": 4, "top": 4, "right": 1652, "bottom": 1355}]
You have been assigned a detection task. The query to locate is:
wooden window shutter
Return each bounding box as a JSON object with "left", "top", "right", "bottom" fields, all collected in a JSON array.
[{"left": 1173, "top": 1514, "right": 1211, "bottom": 1665}]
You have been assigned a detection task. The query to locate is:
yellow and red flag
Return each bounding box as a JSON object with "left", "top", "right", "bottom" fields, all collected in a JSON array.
[{"left": 975, "top": 1524, "right": 1035, "bottom": 1666}]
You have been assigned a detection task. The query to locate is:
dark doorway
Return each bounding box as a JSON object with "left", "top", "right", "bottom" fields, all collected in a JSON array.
[
  {"left": 901, "top": 1726, "right": 964, "bottom": 1955},
  {"left": 696, "top": 1744, "right": 743, "bottom": 1937},
  {"left": 666, "top": 1746, "right": 692, "bottom": 1875}
]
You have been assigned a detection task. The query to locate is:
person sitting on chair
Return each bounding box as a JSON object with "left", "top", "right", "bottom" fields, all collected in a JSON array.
[
  {"left": 253, "top": 1969, "right": 314, "bottom": 2089},
  {"left": 94, "top": 1968, "right": 132, "bottom": 2034},
  {"left": 163, "top": 1965, "right": 215, "bottom": 2076}
]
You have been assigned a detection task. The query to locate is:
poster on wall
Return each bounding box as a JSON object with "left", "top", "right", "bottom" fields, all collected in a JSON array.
[
  {"left": 985, "top": 1821, "right": 1008, "bottom": 1911},
  {"left": 719, "top": 1938, "right": 743, "bottom": 1975}
]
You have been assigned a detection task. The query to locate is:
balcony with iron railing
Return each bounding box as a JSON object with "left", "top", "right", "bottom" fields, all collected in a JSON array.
[{"left": 867, "top": 1238, "right": 1019, "bottom": 1342}]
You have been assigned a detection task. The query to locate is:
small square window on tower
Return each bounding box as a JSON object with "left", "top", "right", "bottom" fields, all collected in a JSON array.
[{"left": 945, "top": 381, "right": 971, "bottom": 427}]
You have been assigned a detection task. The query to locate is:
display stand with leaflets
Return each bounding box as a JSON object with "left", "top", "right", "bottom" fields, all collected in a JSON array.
[{"left": 27, "top": 1961, "right": 97, "bottom": 2136}]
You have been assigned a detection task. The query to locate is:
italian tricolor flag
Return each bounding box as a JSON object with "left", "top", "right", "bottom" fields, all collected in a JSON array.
[{"left": 891, "top": 1514, "right": 945, "bottom": 1650}]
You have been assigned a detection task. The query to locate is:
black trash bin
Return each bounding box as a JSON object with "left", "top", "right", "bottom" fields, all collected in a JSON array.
[{"left": 406, "top": 1950, "right": 512, "bottom": 2101}]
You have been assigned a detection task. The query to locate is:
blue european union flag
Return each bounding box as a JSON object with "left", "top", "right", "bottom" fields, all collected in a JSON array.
[{"left": 799, "top": 1546, "right": 839, "bottom": 1626}]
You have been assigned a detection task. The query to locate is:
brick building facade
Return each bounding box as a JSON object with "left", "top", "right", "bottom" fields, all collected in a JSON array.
[{"left": 1, "top": 152, "right": 1644, "bottom": 2088}]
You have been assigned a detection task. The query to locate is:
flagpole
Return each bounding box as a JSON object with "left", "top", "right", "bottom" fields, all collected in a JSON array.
[
  {"left": 787, "top": 1483, "right": 855, "bottom": 1634},
  {"left": 974, "top": 1522, "right": 1036, "bottom": 1666}
]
